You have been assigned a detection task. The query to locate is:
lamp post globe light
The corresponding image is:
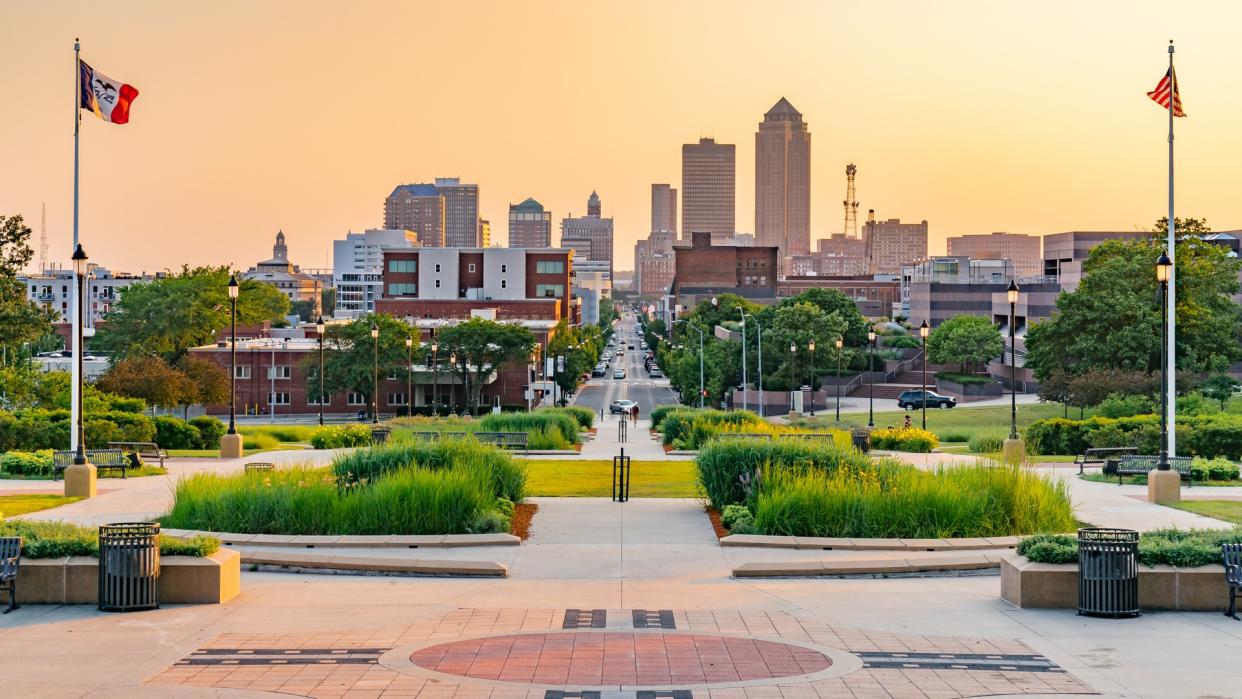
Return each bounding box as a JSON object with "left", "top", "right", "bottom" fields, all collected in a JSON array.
[
  {"left": 1149, "top": 250, "right": 1182, "bottom": 502},
  {"left": 790, "top": 342, "right": 798, "bottom": 415},
  {"left": 867, "top": 330, "right": 876, "bottom": 428},
  {"left": 64, "top": 244, "right": 96, "bottom": 497},
  {"left": 808, "top": 339, "right": 816, "bottom": 417},
  {"left": 405, "top": 336, "right": 414, "bottom": 417},
  {"left": 834, "top": 337, "right": 843, "bottom": 421},
  {"left": 219, "top": 274, "right": 244, "bottom": 459},
  {"left": 315, "top": 316, "right": 326, "bottom": 426},
  {"left": 1001, "top": 281, "right": 1026, "bottom": 464},
  {"left": 919, "top": 320, "right": 930, "bottom": 430},
  {"left": 370, "top": 322, "right": 379, "bottom": 424}
]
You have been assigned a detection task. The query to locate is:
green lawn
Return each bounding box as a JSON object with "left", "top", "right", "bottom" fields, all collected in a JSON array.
[
  {"left": 0, "top": 494, "right": 82, "bottom": 518},
  {"left": 831, "top": 402, "right": 1080, "bottom": 436},
  {"left": 523, "top": 459, "right": 699, "bottom": 497},
  {"left": 1167, "top": 500, "right": 1242, "bottom": 524}
]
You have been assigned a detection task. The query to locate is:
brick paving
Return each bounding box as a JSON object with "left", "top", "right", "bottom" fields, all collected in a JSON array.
[{"left": 145, "top": 608, "right": 1095, "bottom": 698}]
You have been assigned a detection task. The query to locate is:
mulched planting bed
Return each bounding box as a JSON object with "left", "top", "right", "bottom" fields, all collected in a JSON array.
[{"left": 511, "top": 503, "right": 538, "bottom": 540}]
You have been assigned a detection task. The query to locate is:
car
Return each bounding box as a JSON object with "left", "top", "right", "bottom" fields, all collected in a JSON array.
[
  {"left": 592, "top": 366, "right": 606, "bottom": 377},
  {"left": 609, "top": 399, "right": 637, "bottom": 414},
  {"left": 896, "top": 390, "right": 957, "bottom": 410},
  {"left": 640, "top": 342, "right": 648, "bottom": 350},
  {"left": 649, "top": 367, "right": 663, "bottom": 378},
  {"left": 613, "top": 369, "right": 626, "bottom": 379},
  {"left": 627, "top": 344, "right": 635, "bottom": 350}
]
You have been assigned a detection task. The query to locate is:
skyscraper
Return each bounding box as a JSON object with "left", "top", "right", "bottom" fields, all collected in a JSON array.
[
  {"left": 436, "top": 178, "right": 481, "bottom": 247},
  {"left": 651, "top": 184, "right": 677, "bottom": 235},
  {"left": 508, "top": 198, "right": 551, "bottom": 248},
  {"left": 864, "top": 217, "right": 929, "bottom": 275},
  {"left": 384, "top": 184, "right": 445, "bottom": 247},
  {"left": 681, "top": 138, "right": 735, "bottom": 245},
  {"left": 755, "top": 97, "right": 811, "bottom": 261},
  {"left": 561, "top": 191, "right": 614, "bottom": 280}
]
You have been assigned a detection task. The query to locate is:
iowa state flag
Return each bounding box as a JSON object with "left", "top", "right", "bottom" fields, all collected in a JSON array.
[{"left": 79, "top": 60, "right": 138, "bottom": 124}]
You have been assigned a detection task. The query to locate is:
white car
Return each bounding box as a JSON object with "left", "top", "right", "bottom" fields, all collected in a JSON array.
[{"left": 613, "top": 369, "right": 626, "bottom": 379}]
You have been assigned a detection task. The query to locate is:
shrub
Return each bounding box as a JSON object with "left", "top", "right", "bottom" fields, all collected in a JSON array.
[
  {"left": 1193, "top": 456, "right": 1240, "bottom": 482},
  {"left": 648, "top": 405, "right": 683, "bottom": 430},
  {"left": 331, "top": 438, "right": 526, "bottom": 502},
  {"left": 936, "top": 372, "right": 991, "bottom": 386},
  {"left": 720, "top": 504, "right": 752, "bottom": 529},
  {"left": 0, "top": 449, "right": 55, "bottom": 476},
  {"left": 480, "top": 411, "right": 579, "bottom": 444},
  {"left": 1096, "top": 393, "right": 1155, "bottom": 419},
  {"left": 190, "top": 416, "right": 226, "bottom": 449},
  {"left": 242, "top": 432, "right": 280, "bottom": 450},
  {"left": 1018, "top": 528, "right": 1242, "bottom": 567},
  {"left": 1177, "top": 392, "right": 1218, "bottom": 416},
  {"left": 869, "top": 427, "right": 938, "bottom": 452},
  {"left": 1017, "top": 533, "right": 1078, "bottom": 564},
  {"left": 154, "top": 416, "right": 202, "bottom": 450},
  {"left": 696, "top": 436, "right": 879, "bottom": 509},
  {"left": 310, "top": 425, "right": 372, "bottom": 449},
  {"left": 527, "top": 426, "right": 570, "bottom": 450},
  {"left": 542, "top": 406, "right": 595, "bottom": 429},
  {"left": 938, "top": 429, "right": 973, "bottom": 443},
  {"left": 967, "top": 430, "right": 1006, "bottom": 454},
  {"left": 660, "top": 409, "right": 761, "bottom": 447},
  {"left": 0, "top": 520, "right": 219, "bottom": 559}
]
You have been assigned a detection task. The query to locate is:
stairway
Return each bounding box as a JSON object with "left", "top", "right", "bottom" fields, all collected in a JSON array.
[{"left": 848, "top": 358, "right": 962, "bottom": 399}]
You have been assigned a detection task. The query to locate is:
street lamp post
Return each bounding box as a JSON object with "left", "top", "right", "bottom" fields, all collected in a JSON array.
[
  {"left": 867, "top": 330, "right": 876, "bottom": 428},
  {"left": 64, "top": 244, "right": 96, "bottom": 497},
  {"left": 220, "top": 275, "right": 243, "bottom": 459},
  {"left": 1150, "top": 251, "right": 1179, "bottom": 503},
  {"left": 431, "top": 341, "right": 439, "bottom": 415},
  {"left": 834, "top": 337, "right": 843, "bottom": 421},
  {"left": 808, "top": 339, "right": 816, "bottom": 417},
  {"left": 919, "top": 320, "right": 930, "bottom": 430},
  {"left": 673, "top": 319, "right": 706, "bottom": 408},
  {"left": 1002, "top": 281, "right": 1026, "bottom": 463},
  {"left": 742, "top": 312, "right": 764, "bottom": 417},
  {"left": 405, "top": 336, "right": 413, "bottom": 417},
  {"left": 449, "top": 352, "right": 458, "bottom": 414},
  {"left": 315, "top": 316, "right": 325, "bottom": 426},
  {"left": 370, "top": 322, "right": 379, "bottom": 424},
  {"left": 790, "top": 342, "right": 798, "bottom": 414}
]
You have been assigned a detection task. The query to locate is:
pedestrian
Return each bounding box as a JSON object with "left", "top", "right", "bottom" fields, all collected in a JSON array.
[
  {"left": 630, "top": 404, "right": 639, "bottom": 424},
  {"left": 903, "top": 414, "right": 912, "bottom": 429}
]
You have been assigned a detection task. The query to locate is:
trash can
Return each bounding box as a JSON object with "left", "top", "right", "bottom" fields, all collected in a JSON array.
[
  {"left": 98, "top": 522, "right": 160, "bottom": 612},
  {"left": 851, "top": 428, "right": 871, "bottom": 454},
  {"left": 1077, "top": 528, "right": 1139, "bottom": 618},
  {"left": 371, "top": 426, "right": 391, "bottom": 444}
]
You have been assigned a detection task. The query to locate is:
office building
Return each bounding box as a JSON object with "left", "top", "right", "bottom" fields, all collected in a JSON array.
[
  {"left": 651, "top": 184, "right": 677, "bottom": 235},
  {"left": 437, "top": 178, "right": 482, "bottom": 247},
  {"left": 332, "top": 229, "right": 419, "bottom": 318},
  {"left": 479, "top": 219, "right": 491, "bottom": 248},
  {"left": 670, "top": 232, "right": 779, "bottom": 309},
  {"left": 682, "top": 138, "right": 735, "bottom": 244},
  {"left": 1043, "top": 231, "right": 1150, "bottom": 291},
  {"left": 383, "top": 183, "right": 444, "bottom": 247},
  {"left": 507, "top": 198, "right": 552, "bottom": 248},
  {"left": 755, "top": 98, "right": 811, "bottom": 261},
  {"left": 633, "top": 228, "right": 676, "bottom": 297},
  {"left": 903, "top": 256, "right": 1013, "bottom": 328},
  {"left": 777, "top": 276, "right": 901, "bottom": 319},
  {"left": 864, "top": 216, "right": 929, "bottom": 275},
  {"left": 242, "top": 230, "right": 324, "bottom": 317},
  {"left": 573, "top": 271, "right": 611, "bottom": 326},
  {"left": 947, "top": 232, "right": 1042, "bottom": 277},
  {"left": 560, "top": 191, "right": 614, "bottom": 280}
]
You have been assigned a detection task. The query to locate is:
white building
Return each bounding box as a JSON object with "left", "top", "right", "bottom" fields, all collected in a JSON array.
[
  {"left": 572, "top": 271, "right": 611, "bottom": 326},
  {"left": 331, "top": 229, "right": 419, "bottom": 318},
  {"left": 20, "top": 265, "right": 153, "bottom": 326}
]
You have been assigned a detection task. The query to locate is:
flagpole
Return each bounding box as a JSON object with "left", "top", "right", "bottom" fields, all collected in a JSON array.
[
  {"left": 1166, "top": 40, "right": 1177, "bottom": 458},
  {"left": 71, "top": 37, "right": 81, "bottom": 453}
]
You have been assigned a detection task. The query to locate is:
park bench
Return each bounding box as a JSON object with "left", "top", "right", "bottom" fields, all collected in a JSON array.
[
  {"left": 1225, "top": 543, "right": 1242, "bottom": 621},
  {"left": 52, "top": 448, "right": 132, "bottom": 480},
  {"left": 474, "top": 431, "right": 529, "bottom": 453},
  {"left": 1075, "top": 447, "right": 1139, "bottom": 475},
  {"left": 244, "top": 462, "right": 275, "bottom": 473},
  {"left": 0, "top": 536, "right": 19, "bottom": 613},
  {"left": 1111, "top": 455, "right": 1193, "bottom": 485},
  {"left": 712, "top": 433, "right": 774, "bottom": 440},
  {"left": 107, "top": 441, "right": 168, "bottom": 467},
  {"left": 406, "top": 431, "right": 443, "bottom": 442}
]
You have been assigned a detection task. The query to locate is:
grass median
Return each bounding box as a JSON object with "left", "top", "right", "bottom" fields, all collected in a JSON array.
[
  {"left": 523, "top": 459, "right": 699, "bottom": 498},
  {"left": 0, "top": 494, "right": 83, "bottom": 518}
]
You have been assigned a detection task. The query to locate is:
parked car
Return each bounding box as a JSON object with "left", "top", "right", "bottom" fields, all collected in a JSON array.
[
  {"left": 613, "top": 369, "right": 626, "bottom": 379},
  {"left": 609, "top": 399, "right": 638, "bottom": 414},
  {"left": 649, "top": 367, "right": 663, "bottom": 378},
  {"left": 592, "top": 366, "right": 607, "bottom": 377},
  {"left": 639, "top": 342, "right": 648, "bottom": 350},
  {"left": 896, "top": 390, "right": 956, "bottom": 410}
]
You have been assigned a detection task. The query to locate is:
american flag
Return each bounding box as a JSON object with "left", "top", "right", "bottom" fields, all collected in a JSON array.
[{"left": 1147, "top": 67, "right": 1185, "bottom": 117}]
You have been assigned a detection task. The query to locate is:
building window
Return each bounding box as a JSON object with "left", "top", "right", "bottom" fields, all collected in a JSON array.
[
  {"left": 347, "top": 392, "right": 367, "bottom": 406},
  {"left": 536, "top": 260, "right": 564, "bottom": 274},
  {"left": 468, "top": 263, "right": 476, "bottom": 272},
  {"left": 435, "top": 263, "right": 441, "bottom": 273},
  {"left": 388, "top": 282, "right": 416, "bottom": 295},
  {"left": 388, "top": 259, "right": 416, "bottom": 273},
  {"left": 536, "top": 284, "right": 564, "bottom": 298},
  {"left": 307, "top": 392, "right": 328, "bottom": 405},
  {"left": 387, "top": 393, "right": 408, "bottom": 406},
  {"left": 268, "top": 392, "right": 290, "bottom": 405},
  {"left": 501, "top": 280, "right": 507, "bottom": 289},
  {"left": 234, "top": 366, "right": 251, "bottom": 380},
  {"left": 501, "top": 264, "right": 507, "bottom": 273},
  {"left": 268, "top": 365, "right": 291, "bottom": 380}
]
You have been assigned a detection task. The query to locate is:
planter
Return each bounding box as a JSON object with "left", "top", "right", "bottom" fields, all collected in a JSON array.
[
  {"left": 936, "top": 377, "right": 1003, "bottom": 397},
  {"left": 999, "top": 556, "right": 1228, "bottom": 611},
  {"left": 15, "top": 549, "right": 240, "bottom": 605}
]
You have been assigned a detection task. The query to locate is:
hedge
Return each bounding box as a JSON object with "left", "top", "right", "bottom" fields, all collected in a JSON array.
[
  {"left": 0, "top": 520, "right": 219, "bottom": 559},
  {"left": 0, "top": 409, "right": 223, "bottom": 452},
  {"left": 1020, "top": 528, "right": 1242, "bottom": 568},
  {"left": 1026, "top": 413, "right": 1242, "bottom": 459}
]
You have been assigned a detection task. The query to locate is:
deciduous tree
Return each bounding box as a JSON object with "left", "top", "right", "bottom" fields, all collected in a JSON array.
[
  {"left": 435, "top": 318, "right": 535, "bottom": 415},
  {"left": 926, "top": 314, "right": 1003, "bottom": 374}
]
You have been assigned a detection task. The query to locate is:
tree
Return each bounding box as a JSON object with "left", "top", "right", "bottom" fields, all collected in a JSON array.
[
  {"left": 1038, "top": 369, "right": 1073, "bottom": 418},
  {"left": 0, "top": 213, "right": 34, "bottom": 276},
  {"left": 1154, "top": 216, "right": 1210, "bottom": 236},
  {"left": 0, "top": 277, "right": 55, "bottom": 358},
  {"left": 311, "top": 314, "right": 420, "bottom": 418},
  {"left": 179, "top": 356, "right": 230, "bottom": 418},
  {"left": 1025, "top": 233, "right": 1241, "bottom": 382},
  {"left": 776, "top": 288, "right": 870, "bottom": 347},
  {"left": 95, "top": 266, "right": 290, "bottom": 363},
  {"left": 926, "top": 315, "right": 1003, "bottom": 374},
  {"left": 436, "top": 318, "right": 535, "bottom": 415},
  {"left": 321, "top": 288, "right": 336, "bottom": 317},
  {"left": 1201, "top": 374, "right": 1238, "bottom": 410},
  {"left": 290, "top": 299, "right": 316, "bottom": 322},
  {"left": 547, "top": 320, "right": 602, "bottom": 401},
  {"left": 767, "top": 302, "right": 847, "bottom": 391},
  {"left": 598, "top": 297, "right": 619, "bottom": 328},
  {"left": 97, "top": 356, "right": 191, "bottom": 413}
]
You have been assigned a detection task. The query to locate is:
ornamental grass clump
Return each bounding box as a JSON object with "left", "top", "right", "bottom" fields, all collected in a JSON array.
[
  {"left": 310, "top": 424, "right": 372, "bottom": 449},
  {"left": 480, "top": 411, "right": 579, "bottom": 444},
  {"left": 332, "top": 438, "right": 526, "bottom": 502},
  {"left": 659, "top": 409, "right": 764, "bottom": 447},
  {"left": 696, "top": 436, "right": 876, "bottom": 509},
  {"left": 0, "top": 520, "right": 219, "bottom": 558},
  {"left": 541, "top": 406, "right": 595, "bottom": 429}
]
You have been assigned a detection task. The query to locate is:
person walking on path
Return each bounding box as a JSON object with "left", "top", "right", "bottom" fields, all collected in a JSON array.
[
  {"left": 903, "top": 414, "right": 912, "bottom": 429},
  {"left": 630, "top": 404, "right": 639, "bottom": 424}
]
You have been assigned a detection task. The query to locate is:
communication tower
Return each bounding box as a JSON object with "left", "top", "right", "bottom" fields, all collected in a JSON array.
[{"left": 843, "top": 164, "right": 860, "bottom": 238}]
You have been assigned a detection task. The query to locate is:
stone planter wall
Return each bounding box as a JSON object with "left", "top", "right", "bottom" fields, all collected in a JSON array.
[
  {"left": 1000, "top": 556, "right": 1228, "bottom": 611},
  {"left": 15, "top": 549, "right": 240, "bottom": 605},
  {"left": 936, "top": 377, "right": 1003, "bottom": 397}
]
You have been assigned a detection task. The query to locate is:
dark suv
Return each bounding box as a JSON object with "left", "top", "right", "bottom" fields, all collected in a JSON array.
[{"left": 897, "top": 390, "right": 956, "bottom": 410}]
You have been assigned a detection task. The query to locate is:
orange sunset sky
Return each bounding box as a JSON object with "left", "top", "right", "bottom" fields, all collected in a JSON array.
[{"left": 3, "top": 1, "right": 1242, "bottom": 274}]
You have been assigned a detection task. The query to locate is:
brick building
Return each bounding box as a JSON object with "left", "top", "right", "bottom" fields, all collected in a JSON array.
[
  {"left": 864, "top": 216, "right": 928, "bottom": 275},
  {"left": 670, "top": 232, "right": 779, "bottom": 308},
  {"left": 947, "top": 232, "right": 1042, "bottom": 278}
]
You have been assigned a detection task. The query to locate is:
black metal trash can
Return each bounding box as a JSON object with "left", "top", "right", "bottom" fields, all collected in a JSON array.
[
  {"left": 851, "top": 429, "right": 871, "bottom": 454},
  {"left": 98, "top": 522, "right": 160, "bottom": 612},
  {"left": 1077, "top": 527, "right": 1139, "bottom": 618},
  {"left": 371, "top": 427, "right": 391, "bottom": 444}
]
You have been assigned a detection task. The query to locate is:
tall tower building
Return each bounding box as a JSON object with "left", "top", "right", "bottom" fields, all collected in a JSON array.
[
  {"left": 587, "top": 190, "right": 602, "bottom": 217},
  {"left": 437, "top": 178, "right": 481, "bottom": 247},
  {"left": 681, "top": 138, "right": 735, "bottom": 245},
  {"left": 755, "top": 97, "right": 811, "bottom": 261},
  {"left": 561, "top": 191, "right": 615, "bottom": 280},
  {"left": 384, "top": 184, "right": 445, "bottom": 247},
  {"left": 272, "top": 230, "right": 289, "bottom": 262},
  {"left": 651, "top": 184, "right": 677, "bottom": 235},
  {"left": 508, "top": 198, "right": 552, "bottom": 248}
]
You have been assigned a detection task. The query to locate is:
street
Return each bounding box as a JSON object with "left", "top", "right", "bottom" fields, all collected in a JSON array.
[{"left": 569, "top": 312, "right": 679, "bottom": 418}]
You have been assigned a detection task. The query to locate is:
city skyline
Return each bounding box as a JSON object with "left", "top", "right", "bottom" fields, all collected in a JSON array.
[{"left": 4, "top": 2, "right": 1242, "bottom": 274}]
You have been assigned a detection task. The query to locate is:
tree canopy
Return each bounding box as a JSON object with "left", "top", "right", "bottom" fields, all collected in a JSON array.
[
  {"left": 436, "top": 317, "right": 536, "bottom": 414},
  {"left": 0, "top": 213, "right": 54, "bottom": 359},
  {"left": 1025, "top": 233, "right": 1241, "bottom": 382},
  {"left": 94, "top": 266, "right": 290, "bottom": 362},
  {"left": 309, "top": 314, "right": 422, "bottom": 417},
  {"left": 927, "top": 314, "right": 1003, "bottom": 373}
]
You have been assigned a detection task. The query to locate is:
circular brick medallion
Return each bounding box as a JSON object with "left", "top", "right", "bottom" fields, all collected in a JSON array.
[{"left": 409, "top": 632, "right": 832, "bottom": 687}]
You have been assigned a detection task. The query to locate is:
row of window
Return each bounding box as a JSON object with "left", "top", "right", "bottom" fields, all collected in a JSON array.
[
  {"left": 234, "top": 366, "right": 291, "bottom": 380},
  {"left": 273, "top": 392, "right": 409, "bottom": 406}
]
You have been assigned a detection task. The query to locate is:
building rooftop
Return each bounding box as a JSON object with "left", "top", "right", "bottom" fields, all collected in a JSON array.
[
  {"left": 390, "top": 183, "right": 440, "bottom": 198},
  {"left": 764, "top": 96, "right": 801, "bottom": 119},
  {"left": 510, "top": 198, "right": 545, "bottom": 212}
]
